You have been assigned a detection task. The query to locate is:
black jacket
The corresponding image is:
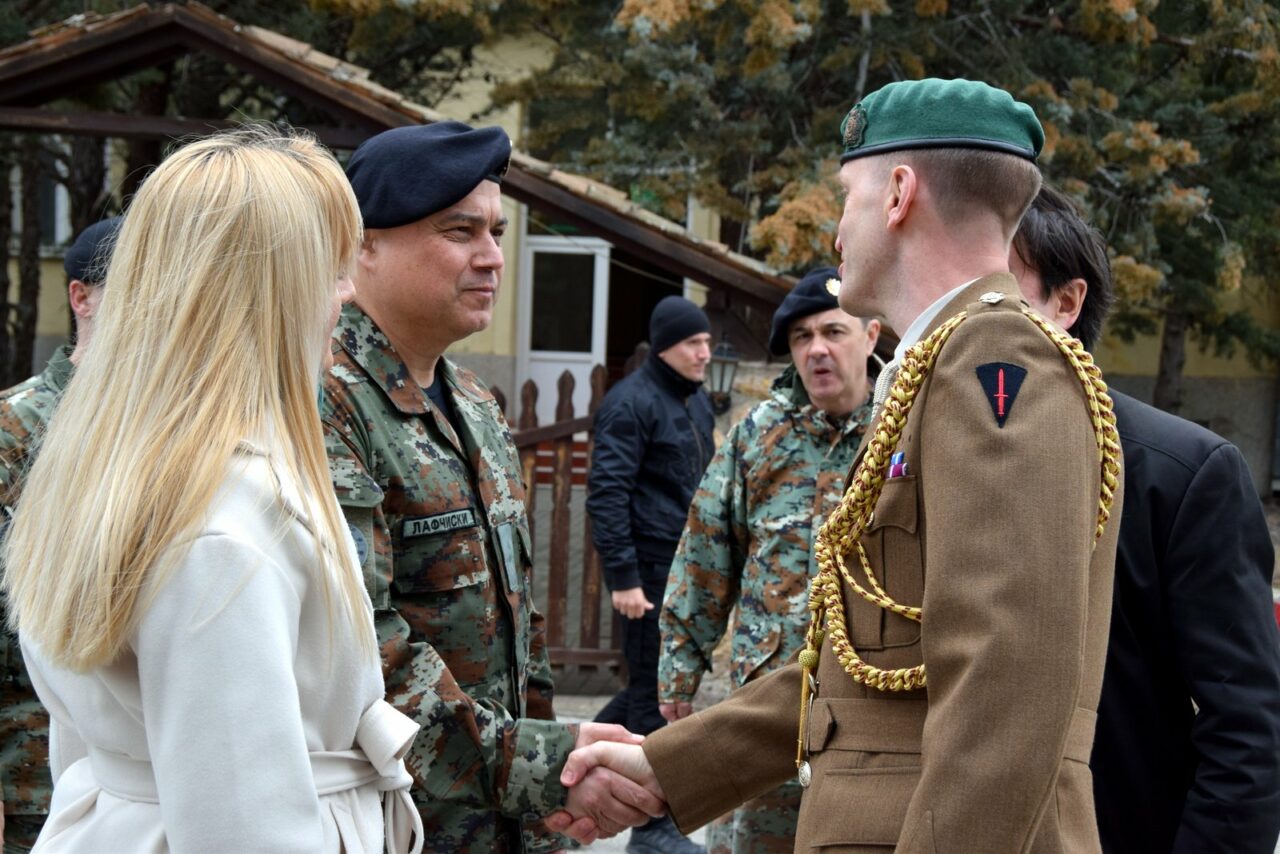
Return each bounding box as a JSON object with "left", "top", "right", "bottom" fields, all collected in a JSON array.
[
  {"left": 586, "top": 354, "right": 715, "bottom": 590},
  {"left": 1092, "top": 391, "right": 1280, "bottom": 853}
]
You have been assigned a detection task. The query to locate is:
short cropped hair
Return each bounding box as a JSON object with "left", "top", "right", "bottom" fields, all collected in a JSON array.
[
  {"left": 903, "top": 148, "right": 1043, "bottom": 238},
  {"left": 1012, "top": 184, "right": 1114, "bottom": 350}
]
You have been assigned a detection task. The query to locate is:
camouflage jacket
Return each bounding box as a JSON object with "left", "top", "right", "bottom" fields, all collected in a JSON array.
[
  {"left": 322, "top": 305, "right": 573, "bottom": 853},
  {"left": 0, "top": 345, "right": 73, "bottom": 817},
  {"left": 658, "top": 365, "right": 873, "bottom": 703}
]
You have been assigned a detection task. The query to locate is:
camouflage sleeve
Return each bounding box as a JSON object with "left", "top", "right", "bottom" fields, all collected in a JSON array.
[
  {"left": 524, "top": 595, "right": 557, "bottom": 722},
  {"left": 0, "top": 416, "right": 23, "bottom": 733},
  {"left": 0, "top": 412, "right": 29, "bottom": 513},
  {"left": 378, "top": 605, "right": 579, "bottom": 818},
  {"left": 658, "top": 420, "right": 749, "bottom": 704}
]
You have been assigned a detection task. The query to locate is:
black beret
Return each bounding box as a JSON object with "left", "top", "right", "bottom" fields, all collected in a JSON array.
[
  {"left": 768, "top": 266, "right": 843, "bottom": 356},
  {"left": 63, "top": 216, "right": 122, "bottom": 285},
  {"left": 346, "top": 121, "right": 512, "bottom": 229}
]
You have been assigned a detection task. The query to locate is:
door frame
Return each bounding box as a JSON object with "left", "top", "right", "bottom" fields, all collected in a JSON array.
[{"left": 515, "top": 220, "right": 612, "bottom": 425}]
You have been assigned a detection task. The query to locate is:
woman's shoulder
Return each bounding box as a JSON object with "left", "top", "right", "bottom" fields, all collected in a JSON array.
[{"left": 196, "top": 446, "right": 315, "bottom": 566}]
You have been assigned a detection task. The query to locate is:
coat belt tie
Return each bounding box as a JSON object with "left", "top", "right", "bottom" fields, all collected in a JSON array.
[{"left": 85, "top": 699, "right": 423, "bottom": 853}]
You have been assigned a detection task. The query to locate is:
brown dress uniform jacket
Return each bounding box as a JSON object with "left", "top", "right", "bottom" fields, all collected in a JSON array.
[{"left": 643, "top": 275, "right": 1122, "bottom": 853}]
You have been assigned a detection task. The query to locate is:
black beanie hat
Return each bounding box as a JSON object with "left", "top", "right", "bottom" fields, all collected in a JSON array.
[
  {"left": 768, "top": 266, "right": 842, "bottom": 356},
  {"left": 64, "top": 216, "right": 123, "bottom": 285},
  {"left": 649, "top": 296, "right": 710, "bottom": 354}
]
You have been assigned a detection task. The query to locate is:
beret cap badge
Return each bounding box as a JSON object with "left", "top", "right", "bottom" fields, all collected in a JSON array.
[
  {"left": 767, "top": 266, "right": 842, "bottom": 356},
  {"left": 841, "top": 104, "right": 867, "bottom": 149}
]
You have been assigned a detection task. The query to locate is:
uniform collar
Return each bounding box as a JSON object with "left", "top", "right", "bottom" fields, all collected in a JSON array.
[
  {"left": 893, "top": 273, "right": 1023, "bottom": 361},
  {"left": 333, "top": 304, "right": 488, "bottom": 416},
  {"left": 772, "top": 365, "right": 874, "bottom": 441},
  {"left": 644, "top": 351, "right": 703, "bottom": 399},
  {"left": 43, "top": 344, "right": 74, "bottom": 394}
]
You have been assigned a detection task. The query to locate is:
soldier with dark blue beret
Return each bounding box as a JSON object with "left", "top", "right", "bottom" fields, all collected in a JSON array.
[
  {"left": 323, "top": 121, "right": 661, "bottom": 853},
  {"left": 0, "top": 214, "right": 121, "bottom": 850},
  {"left": 345, "top": 121, "right": 511, "bottom": 230},
  {"left": 62, "top": 216, "right": 122, "bottom": 288}
]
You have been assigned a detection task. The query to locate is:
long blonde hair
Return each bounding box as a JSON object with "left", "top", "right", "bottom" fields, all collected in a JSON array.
[{"left": 2, "top": 126, "right": 368, "bottom": 670}]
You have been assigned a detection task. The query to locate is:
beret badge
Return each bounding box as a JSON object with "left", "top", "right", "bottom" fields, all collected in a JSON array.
[
  {"left": 842, "top": 104, "right": 867, "bottom": 150},
  {"left": 825, "top": 277, "right": 841, "bottom": 297}
]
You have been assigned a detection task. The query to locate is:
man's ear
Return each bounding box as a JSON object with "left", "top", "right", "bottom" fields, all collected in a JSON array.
[
  {"left": 357, "top": 232, "right": 378, "bottom": 273},
  {"left": 67, "top": 280, "right": 96, "bottom": 321},
  {"left": 863, "top": 318, "right": 881, "bottom": 353},
  {"left": 1050, "top": 277, "right": 1088, "bottom": 331},
  {"left": 885, "top": 165, "right": 917, "bottom": 230}
]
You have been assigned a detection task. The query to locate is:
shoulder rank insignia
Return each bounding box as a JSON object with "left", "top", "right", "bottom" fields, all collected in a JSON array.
[{"left": 975, "top": 362, "right": 1026, "bottom": 428}]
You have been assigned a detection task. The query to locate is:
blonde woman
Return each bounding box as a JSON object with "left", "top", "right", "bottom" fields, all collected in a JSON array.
[{"left": 2, "top": 127, "right": 422, "bottom": 853}]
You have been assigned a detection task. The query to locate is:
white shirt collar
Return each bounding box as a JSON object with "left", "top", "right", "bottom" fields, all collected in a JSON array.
[{"left": 892, "top": 280, "right": 977, "bottom": 363}]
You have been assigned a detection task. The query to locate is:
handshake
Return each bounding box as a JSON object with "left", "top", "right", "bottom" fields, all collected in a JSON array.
[{"left": 543, "top": 722, "right": 669, "bottom": 845}]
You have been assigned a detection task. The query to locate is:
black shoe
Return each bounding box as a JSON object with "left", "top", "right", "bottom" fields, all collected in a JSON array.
[{"left": 626, "top": 816, "right": 705, "bottom": 854}]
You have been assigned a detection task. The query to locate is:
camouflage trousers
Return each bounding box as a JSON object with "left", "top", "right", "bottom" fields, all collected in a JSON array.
[
  {"left": 705, "top": 778, "right": 800, "bottom": 854},
  {"left": 3, "top": 814, "right": 43, "bottom": 853}
]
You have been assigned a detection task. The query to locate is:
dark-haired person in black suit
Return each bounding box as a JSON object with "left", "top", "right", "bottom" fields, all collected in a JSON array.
[{"left": 1010, "top": 184, "right": 1280, "bottom": 853}]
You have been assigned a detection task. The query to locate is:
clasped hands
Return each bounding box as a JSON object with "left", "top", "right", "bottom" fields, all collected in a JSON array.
[{"left": 544, "top": 722, "right": 668, "bottom": 844}]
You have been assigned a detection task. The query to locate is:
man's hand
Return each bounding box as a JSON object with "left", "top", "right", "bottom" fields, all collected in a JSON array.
[
  {"left": 546, "top": 740, "right": 668, "bottom": 843},
  {"left": 543, "top": 722, "right": 656, "bottom": 843},
  {"left": 659, "top": 701, "right": 693, "bottom": 723},
  {"left": 562, "top": 740, "right": 664, "bottom": 799},
  {"left": 576, "top": 721, "right": 645, "bottom": 751},
  {"left": 552, "top": 765, "right": 666, "bottom": 843},
  {"left": 611, "top": 587, "right": 653, "bottom": 620}
]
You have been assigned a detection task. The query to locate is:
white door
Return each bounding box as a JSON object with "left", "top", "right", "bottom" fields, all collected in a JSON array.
[{"left": 516, "top": 233, "right": 611, "bottom": 426}]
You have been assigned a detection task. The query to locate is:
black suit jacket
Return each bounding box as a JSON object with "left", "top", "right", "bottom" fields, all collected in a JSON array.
[{"left": 1092, "top": 391, "right": 1280, "bottom": 853}]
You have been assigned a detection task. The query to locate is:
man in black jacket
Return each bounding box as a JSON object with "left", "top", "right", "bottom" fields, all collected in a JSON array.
[
  {"left": 1011, "top": 184, "right": 1280, "bottom": 853},
  {"left": 586, "top": 295, "right": 714, "bottom": 854}
]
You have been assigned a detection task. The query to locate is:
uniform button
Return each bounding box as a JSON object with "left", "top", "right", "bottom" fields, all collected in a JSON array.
[{"left": 979, "top": 291, "right": 1005, "bottom": 304}]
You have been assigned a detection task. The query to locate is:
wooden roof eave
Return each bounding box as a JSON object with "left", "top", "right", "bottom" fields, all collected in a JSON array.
[{"left": 0, "top": 2, "right": 794, "bottom": 305}]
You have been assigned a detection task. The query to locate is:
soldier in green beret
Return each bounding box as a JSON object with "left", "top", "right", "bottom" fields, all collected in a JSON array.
[
  {"left": 0, "top": 217, "right": 119, "bottom": 853},
  {"left": 657, "top": 267, "right": 879, "bottom": 854},
  {"left": 551, "top": 78, "right": 1124, "bottom": 853}
]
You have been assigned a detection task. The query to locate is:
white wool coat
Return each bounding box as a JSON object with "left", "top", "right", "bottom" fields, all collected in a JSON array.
[{"left": 21, "top": 445, "right": 420, "bottom": 853}]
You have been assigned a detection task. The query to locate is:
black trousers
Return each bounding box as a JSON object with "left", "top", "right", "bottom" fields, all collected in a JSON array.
[{"left": 594, "top": 560, "right": 670, "bottom": 737}]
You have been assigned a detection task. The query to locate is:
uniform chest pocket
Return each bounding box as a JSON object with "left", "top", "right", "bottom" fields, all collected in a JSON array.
[
  {"left": 848, "top": 475, "right": 923, "bottom": 651},
  {"left": 394, "top": 507, "right": 490, "bottom": 595}
]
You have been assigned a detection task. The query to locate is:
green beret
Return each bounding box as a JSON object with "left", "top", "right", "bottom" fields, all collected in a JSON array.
[{"left": 839, "top": 78, "right": 1044, "bottom": 163}]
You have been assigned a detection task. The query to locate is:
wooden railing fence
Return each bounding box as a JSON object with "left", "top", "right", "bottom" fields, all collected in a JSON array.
[{"left": 507, "top": 365, "right": 622, "bottom": 676}]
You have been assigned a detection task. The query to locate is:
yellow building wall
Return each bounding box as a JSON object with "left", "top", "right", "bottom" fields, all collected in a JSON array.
[
  {"left": 4, "top": 257, "right": 73, "bottom": 338},
  {"left": 1094, "top": 287, "right": 1280, "bottom": 379},
  {"left": 437, "top": 34, "right": 555, "bottom": 360}
]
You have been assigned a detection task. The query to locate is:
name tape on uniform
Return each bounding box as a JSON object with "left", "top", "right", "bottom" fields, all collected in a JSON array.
[{"left": 403, "top": 508, "right": 479, "bottom": 539}]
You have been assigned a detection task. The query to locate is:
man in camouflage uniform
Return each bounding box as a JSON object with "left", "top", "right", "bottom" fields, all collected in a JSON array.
[
  {"left": 658, "top": 267, "right": 878, "bottom": 853},
  {"left": 0, "top": 218, "right": 120, "bottom": 852},
  {"left": 324, "top": 122, "right": 658, "bottom": 852}
]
